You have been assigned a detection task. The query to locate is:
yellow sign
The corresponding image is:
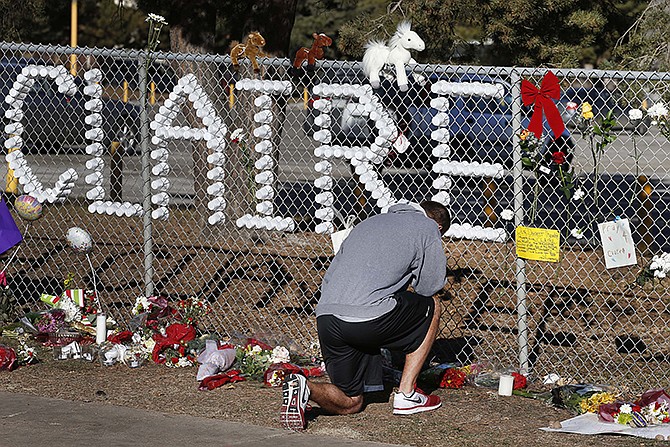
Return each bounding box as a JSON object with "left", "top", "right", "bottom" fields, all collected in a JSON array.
[{"left": 515, "top": 226, "right": 560, "bottom": 262}]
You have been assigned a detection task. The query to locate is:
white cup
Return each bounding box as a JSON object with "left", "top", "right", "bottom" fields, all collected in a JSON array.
[{"left": 498, "top": 374, "right": 514, "bottom": 396}]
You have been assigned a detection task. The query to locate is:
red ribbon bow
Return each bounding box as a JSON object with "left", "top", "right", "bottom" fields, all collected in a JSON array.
[
  {"left": 0, "top": 271, "right": 6, "bottom": 287},
  {"left": 521, "top": 71, "right": 565, "bottom": 140}
]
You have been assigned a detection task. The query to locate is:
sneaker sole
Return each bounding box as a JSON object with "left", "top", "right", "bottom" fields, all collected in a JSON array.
[
  {"left": 393, "top": 401, "right": 442, "bottom": 415},
  {"left": 280, "top": 378, "right": 305, "bottom": 431}
]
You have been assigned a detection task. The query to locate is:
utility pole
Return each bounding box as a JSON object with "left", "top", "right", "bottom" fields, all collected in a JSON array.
[{"left": 70, "top": 0, "right": 78, "bottom": 75}]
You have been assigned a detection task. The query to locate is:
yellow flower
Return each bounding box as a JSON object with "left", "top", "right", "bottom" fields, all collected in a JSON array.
[
  {"left": 581, "top": 102, "right": 594, "bottom": 120},
  {"left": 519, "top": 129, "right": 531, "bottom": 141}
]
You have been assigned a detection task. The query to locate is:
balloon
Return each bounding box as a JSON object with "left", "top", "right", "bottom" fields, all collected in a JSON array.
[
  {"left": 14, "top": 195, "right": 43, "bottom": 221},
  {"left": 66, "top": 227, "right": 93, "bottom": 253}
]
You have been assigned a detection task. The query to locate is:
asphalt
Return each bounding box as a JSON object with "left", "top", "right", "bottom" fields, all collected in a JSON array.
[{"left": 0, "top": 391, "right": 406, "bottom": 447}]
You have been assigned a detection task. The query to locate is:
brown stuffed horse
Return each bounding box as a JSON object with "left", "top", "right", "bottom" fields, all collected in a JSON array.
[
  {"left": 230, "top": 31, "right": 267, "bottom": 73},
  {"left": 293, "top": 33, "right": 332, "bottom": 69}
]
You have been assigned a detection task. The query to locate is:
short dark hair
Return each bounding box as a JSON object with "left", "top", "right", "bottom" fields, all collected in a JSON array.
[{"left": 420, "top": 200, "right": 451, "bottom": 235}]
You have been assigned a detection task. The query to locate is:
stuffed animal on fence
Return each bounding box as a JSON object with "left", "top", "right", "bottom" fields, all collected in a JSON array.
[
  {"left": 291, "top": 33, "right": 332, "bottom": 75},
  {"left": 230, "top": 31, "right": 267, "bottom": 73},
  {"left": 362, "top": 21, "right": 425, "bottom": 92}
]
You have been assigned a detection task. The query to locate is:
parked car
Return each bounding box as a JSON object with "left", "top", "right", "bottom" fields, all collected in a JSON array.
[
  {"left": 303, "top": 70, "right": 577, "bottom": 169},
  {"left": 0, "top": 58, "right": 140, "bottom": 154}
]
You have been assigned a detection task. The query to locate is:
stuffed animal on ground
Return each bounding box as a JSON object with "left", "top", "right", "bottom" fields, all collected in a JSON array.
[
  {"left": 362, "top": 21, "right": 425, "bottom": 92},
  {"left": 290, "top": 33, "right": 332, "bottom": 76},
  {"left": 230, "top": 31, "right": 267, "bottom": 73}
]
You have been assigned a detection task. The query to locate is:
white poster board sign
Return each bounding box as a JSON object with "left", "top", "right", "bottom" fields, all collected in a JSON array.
[{"left": 598, "top": 218, "right": 637, "bottom": 269}]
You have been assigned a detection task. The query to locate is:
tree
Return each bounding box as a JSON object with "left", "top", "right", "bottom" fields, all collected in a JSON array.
[
  {"left": 612, "top": 0, "right": 670, "bottom": 71},
  {"left": 0, "top": 0, "right": 46, "bottom": 43}
]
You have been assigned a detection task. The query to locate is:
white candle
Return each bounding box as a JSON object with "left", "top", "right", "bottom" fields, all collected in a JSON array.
[
  {"left": 96, "top": 313, "right": 107, "bottom": 344},
  {"left": 498, "top": 374, "right": 514, "bottom": 396}
]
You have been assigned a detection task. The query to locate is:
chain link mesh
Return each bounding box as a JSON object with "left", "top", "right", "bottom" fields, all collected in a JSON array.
[{"left": 0, "top": 42, "right": 669, "bottom": 391}]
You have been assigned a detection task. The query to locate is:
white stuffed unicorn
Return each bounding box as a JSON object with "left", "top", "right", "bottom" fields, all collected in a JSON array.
[{"left": 362, "top": 20, "right": 425, "bottom": 92}]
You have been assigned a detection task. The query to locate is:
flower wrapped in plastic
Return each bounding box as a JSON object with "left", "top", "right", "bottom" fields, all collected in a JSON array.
[{"left": 599, "top": 389, "right": 670, "bottom": 427}]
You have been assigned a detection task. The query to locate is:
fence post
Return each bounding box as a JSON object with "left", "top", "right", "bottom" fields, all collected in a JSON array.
[
  {"left": 511, "top": 69, "right": 529, "bottom": 375},
  {"left": 139, "top": 55, "right": 154, "bottom": 297}
]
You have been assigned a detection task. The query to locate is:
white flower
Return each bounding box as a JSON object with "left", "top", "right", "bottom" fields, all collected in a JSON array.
[
  {"left": 619, "top": 403, "right": 632, "bottom": 414},
  {"left": 270, "top": 346, "right": 291, "bottom": 364},
  {"left": 647, "top": 103, "right": 668, "bottom": 119},
  {"left": 628, "top": 108, "right": 643, "bottom": 121},
  {"left": 500, "top": 209, "right": 514, "bottom": 221},
  {"left": 572, "top": 188, "right": 585, "bottom": 201},
  {"left": 570, "top": 228, "right": 584, "bottom": 240},
  {"left": 176, "top": 356, "right": 192, "bottom": 367},
  {"left": 58, "top": 297, "right": 82, "bottom": 322},
  {"left": 251, "top": 345, "right": 263, "bottom": 354},
  {"left": 132, "top": 296, "right": 150, "bottom": 315},
  {"left": 230, "top": 128, "right": 245, "bottom": 142},
  {"left": 146, "top": 13, "right": 168, "bottom": 26}
]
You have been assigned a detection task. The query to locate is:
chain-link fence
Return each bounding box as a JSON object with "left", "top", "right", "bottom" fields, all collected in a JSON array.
[{"left": 1, "top": 41, "right": 669, "bottom": 391}]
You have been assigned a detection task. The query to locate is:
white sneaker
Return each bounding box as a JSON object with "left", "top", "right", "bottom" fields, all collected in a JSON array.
[
  {"left": 280, "top": 373, "right": 310, "bottom": 430},
  {"left": 393, "top": 389, "right": 442, "bottom": 415}
]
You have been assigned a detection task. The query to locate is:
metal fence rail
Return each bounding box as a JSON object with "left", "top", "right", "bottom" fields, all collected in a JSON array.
[{"left": 1, "top": 41, "right": 669, "bottom": 391}]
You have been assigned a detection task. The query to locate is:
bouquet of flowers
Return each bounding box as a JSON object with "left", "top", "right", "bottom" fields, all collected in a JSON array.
[
  {"left": 599, "top": 389, "right": 670, "bottom": 427},
  {"left": 551, "top": 384, "right": 617, "bottom": 415},
  {"left": 636, "top": 252, "right": 670, "bottom": 286},
  {"left": 175, "top": 296, "right": 212, "bottom": 326},
  {"left": 236, "top": 341, "right": 273, "bottom": 380}
]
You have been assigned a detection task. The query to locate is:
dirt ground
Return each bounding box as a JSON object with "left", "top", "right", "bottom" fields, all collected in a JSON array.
[{"left": 0, "top": 345, "right": 659, "bottom": 447}]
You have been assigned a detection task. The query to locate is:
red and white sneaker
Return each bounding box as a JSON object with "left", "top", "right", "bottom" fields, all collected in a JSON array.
[
  {"left": 280, "top": 373, "right": 310, "bottom": 431},
  {"left": 392, "top": 389, "right": 441, "bottom": 415}
]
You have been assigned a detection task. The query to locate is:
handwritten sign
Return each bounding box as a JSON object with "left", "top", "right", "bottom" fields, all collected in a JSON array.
[
  {"left": 515, "top": 226, "right": 560, "bottom": 262},
  {"left": 598, "top": 218, "right": 637, "bottom": 269}
]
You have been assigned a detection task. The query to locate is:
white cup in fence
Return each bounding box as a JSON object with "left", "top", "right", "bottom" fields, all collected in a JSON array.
[
  {"left": 236, "top": 214, "right": 251, "bottom": 228},
  {"left": 313, "top": 129, "right": 332, "bottom": 144},
  {"left": 4, "top": 135, "right": 23, "bottom": 149},
  {"left": 84, "top": 98, "right": 103, "bottom": 112},
  {"left": 207, "top": 153, "right": 226, "bottom": 165},
  {"left": 84, "top": 113, "right": 102, "bottom": 127},
  {"left": 314, "top": 176, "right": 333, "bottom": 190},
  {"left": 254, "top": 95, "right": 271, "bottom": 108},
  {"left": 315, "top": 207, "right": 334, "bottom": 221},
  {"left": 152, "top": 162, "right": 171, "bottom": 177},
  {"left": 255, "top": 185, "right": 274, "bottom": 200},
  {"left": 151, "top": 148, "right": 169, "bottom": 162},
  {"left": 256, "top": 201, "right": 273, "bottom": 215},
  {"left": 5, "top": 108, "right": 24, "bottom": 121},
  {"left": 314, "top": 160, "right": 332, "bottom": 174},
  {"left": 85, "top": 158, "right": 104, "bottom": 170},
  {"left": 4, "top": 122, "right": 23, "bottom": 136},
  {"left": 253, "top": 124, "right": 272, "bottom": 139},
  {"left": 315, "top": 191, "right": 334, "bottom": 206},
  {"left": 255, "top": 141, "right": 272, "bottom": 154},
  {"left": 207, "top": 197, "right": 226, "bottom": 211},
  {"left": 254, "top": 155, "right": 274, "bottom": 170},
  {"left": 83, "top": 84, "right": 103, "bottom": 97},
  {"left": 208, "top": 212, "right": 225, "bottom": 225},
  {"left": 85, "top": 143, "right": 104, "bottom": 156},
  {"left": 254, "top": 171, "right": 274, "bottom": 185},
  {"left": 85, "top": 128, "right": 104, "bottom": 142},
  {"left": 85, "top": 172, "right": 103, "bottom": 185},
  {"left": 207, "top": 167, "right": 225, "bottom": 181},
  {"left": 84, "top": 68, "right": 102, "bottom": 82},
  {"left": 254, "top": 110, "right": 273, "bottom": 124},
  {"left": 151, "top": 207, "right": 169, "bottom": 221},
  {"left": 151, "top": 192, "right": 170, "bottom": 206},
  {"left": 498, "top": 374, "right": 514, "bottom": 396},
  {"left": 206, "top": 182, "right": 224, "bottom": 196},
  {"left": 314, "top": 114, "right": 332, "bottom": 128},
  {"left": 315, "top": 221, "right": 334, "bottom": 234}
]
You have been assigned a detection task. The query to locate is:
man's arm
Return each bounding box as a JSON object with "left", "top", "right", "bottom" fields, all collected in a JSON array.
[{"left": 412, "top": 239, "right": 448, "bottom": 297}]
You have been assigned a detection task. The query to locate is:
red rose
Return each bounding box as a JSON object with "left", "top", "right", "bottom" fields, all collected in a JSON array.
[
  {"left": 552, "top": 151, "right": 566, "bottom": 165},
  {"left": 439, "top": 368, "right": 467, "bottom": 389},
  {"left": 511, "top": 372, "right": 527, "bottom": 390}
]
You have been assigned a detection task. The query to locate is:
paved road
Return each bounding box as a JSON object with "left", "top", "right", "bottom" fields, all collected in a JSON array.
[{"left": 0, "top": 391, "right": 404, "bottom": 447}]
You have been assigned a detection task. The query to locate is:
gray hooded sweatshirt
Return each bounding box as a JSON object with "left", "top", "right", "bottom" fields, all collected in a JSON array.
[{"left": 316, "top": 203, "right": 448, "bottom": 321}]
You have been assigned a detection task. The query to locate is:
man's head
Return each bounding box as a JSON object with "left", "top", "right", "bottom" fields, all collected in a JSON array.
[{"left": 420, "top": 201, "right": 451, "bottom": 236}]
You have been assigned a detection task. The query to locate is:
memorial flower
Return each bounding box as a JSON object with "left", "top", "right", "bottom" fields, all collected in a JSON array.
[
  {"left": 439, "top": 367, "right": 467, "bottom": 389},
  {"left": 570, "top": 228, "right": 585, "bottom": 240},
  {"left": 647, "top": 102, "right": 670, "bottom": 141},
  {"left": 581, "top": 102, "right": 594, "bottom": 120},
  {"left": 501, "top": 209, "right": 514, "bottom": 221}
]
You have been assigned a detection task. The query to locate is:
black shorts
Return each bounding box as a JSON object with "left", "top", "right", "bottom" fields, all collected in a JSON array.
[{"left": 317, "top": 290, "right": 435, "bottom": 397}]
